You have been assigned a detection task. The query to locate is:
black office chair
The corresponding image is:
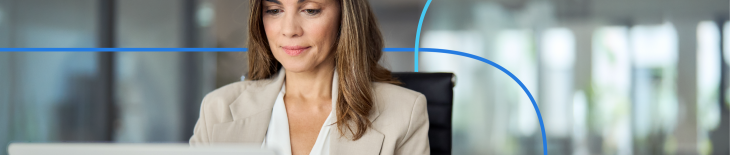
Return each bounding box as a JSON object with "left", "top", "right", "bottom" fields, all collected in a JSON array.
[{"left": 391, "top": 72, "right": 454, "bottom": 155}]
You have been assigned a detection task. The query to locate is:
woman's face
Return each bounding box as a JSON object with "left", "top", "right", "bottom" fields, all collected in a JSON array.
[{"left": 262, "top": 0, "right": 340, "bottom": 72}]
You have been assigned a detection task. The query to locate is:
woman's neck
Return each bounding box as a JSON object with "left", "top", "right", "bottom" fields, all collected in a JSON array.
[{"left": 283, "top": 59, "right": 335, "bottom": 105}]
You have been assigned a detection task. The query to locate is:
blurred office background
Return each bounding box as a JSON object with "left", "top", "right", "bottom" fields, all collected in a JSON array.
[{"left": 0, "top": 0, "right": 728, "bottom": 155}]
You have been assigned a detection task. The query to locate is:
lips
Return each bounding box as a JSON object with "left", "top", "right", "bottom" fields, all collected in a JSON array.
[{"left": 282, "top": 46, "right": 311, "bottom": 56}]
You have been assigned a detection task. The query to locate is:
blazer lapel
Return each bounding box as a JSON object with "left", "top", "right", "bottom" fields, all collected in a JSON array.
[
  {"left": 211, "top": 69, "right": 286, "bottom": 143},
  {"left": 329, "top": 127, "right": 385, "bottom": 155},
  {"left": 210, "top": 113, "right": 272, "bottom": 143},
  {"left": 329, "top": 71, "right": 385, "bottom": 155}
]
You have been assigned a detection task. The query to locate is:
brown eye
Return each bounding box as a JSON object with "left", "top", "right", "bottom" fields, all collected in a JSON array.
[
  {"left": 265, "top": 9, "right": 281, "bottom": 14},
  {"left": 304, "top": 9, "right": 321, "bottom": 15}
]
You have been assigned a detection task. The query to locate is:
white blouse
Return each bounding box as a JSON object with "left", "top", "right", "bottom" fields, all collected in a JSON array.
[{"left": 262, "top": 74, "right": 338, "bottom": 155}]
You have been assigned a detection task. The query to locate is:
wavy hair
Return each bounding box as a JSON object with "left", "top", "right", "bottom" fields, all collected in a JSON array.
[{"left": 246, "top": 0, "right": 399, "bottom": 140}]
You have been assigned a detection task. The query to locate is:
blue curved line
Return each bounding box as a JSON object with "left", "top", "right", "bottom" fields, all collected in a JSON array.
[
  {"left": 414, "top": 0, "right": 433, "bottom": 72},
  {"left": 423, "top": 48, "right": 547, "bottom": 155},
  {"left": 412, "top": 2, "right": 547, "bottom": 153},
  {"left": 390, "top": 47, "right": 548, "bottom": 155}
]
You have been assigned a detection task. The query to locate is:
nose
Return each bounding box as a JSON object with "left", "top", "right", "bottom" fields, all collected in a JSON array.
[{"left": 281, "top": 13, "right": 303, "bottom": 38}]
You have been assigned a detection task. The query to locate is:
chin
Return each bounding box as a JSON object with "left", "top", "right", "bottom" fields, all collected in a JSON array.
[{"left": 280, "top": 63, "right": 313, "bottom": 73}]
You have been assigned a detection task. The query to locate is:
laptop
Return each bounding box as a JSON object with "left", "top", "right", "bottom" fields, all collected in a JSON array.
[{"left": 8, "top": 143, "right": 276, "bottom": 155}]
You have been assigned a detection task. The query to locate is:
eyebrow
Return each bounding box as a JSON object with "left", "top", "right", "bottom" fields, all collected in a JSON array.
[{"left": 264, "top": 0, "right": 306, "bottom": 5}]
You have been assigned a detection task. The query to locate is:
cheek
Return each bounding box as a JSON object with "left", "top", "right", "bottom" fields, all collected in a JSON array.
[
  {"left": 304, "top": 16, "right": 339, "bottom": 50},
  {"left": 263, "top": 18, "right": 279, "bottom": 45}
]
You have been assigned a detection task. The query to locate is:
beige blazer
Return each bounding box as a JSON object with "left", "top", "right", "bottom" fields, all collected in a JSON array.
[{"left": 189, "top": 69, "right": 430, "bottom": 155}]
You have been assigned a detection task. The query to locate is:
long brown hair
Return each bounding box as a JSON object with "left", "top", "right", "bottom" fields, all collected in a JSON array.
[{"left": 246, "top": 0, "right": 399, "bottom": 140}]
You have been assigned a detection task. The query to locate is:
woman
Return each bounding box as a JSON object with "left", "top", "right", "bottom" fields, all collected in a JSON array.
[{"left": 189, "top": 0, "right": 430, "bottom": 154}]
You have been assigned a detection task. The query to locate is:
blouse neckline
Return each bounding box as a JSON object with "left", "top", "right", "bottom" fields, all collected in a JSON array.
[{"left": 262, "top": 70, "right": 338, "bottom": 155}]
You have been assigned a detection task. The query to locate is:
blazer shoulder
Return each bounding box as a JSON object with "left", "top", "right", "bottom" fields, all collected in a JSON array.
[
  {"left": 199, "top": 78, "right": 279, "bottom": 122},
  {"left": 372, "top": 82, "right": 424, "bottom": 100},
  {"left": 371, "top": 82, "right": 426, "bottom": 110},
  {"left": 201, "top": 78, "right": 275, "bottom": 107},
  {"left": 202, "top": 81, "right": 242, "bottom": 102},
  {"left": 370, "top": 82, "right": 430, "bottom": 153}
]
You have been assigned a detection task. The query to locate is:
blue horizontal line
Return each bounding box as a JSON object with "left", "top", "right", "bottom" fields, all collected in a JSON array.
[
  {"left": 0, "top": 48, "right": 420, "bottom": 52},
  {"left": 384, "top": 48, "right": 416, "bottom": 52},
  {"left": 0, "top": 48, "right": 247, "bottom": 52}
]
